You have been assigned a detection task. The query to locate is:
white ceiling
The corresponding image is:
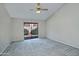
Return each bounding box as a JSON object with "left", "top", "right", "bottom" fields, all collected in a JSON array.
[{"left": 5, "top": 3, "right": 64, "bottom": 20}]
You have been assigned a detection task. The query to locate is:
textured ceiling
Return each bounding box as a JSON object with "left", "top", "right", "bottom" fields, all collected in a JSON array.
[{"left": 5, "top": 3, "right": 64, "bottom": 20}]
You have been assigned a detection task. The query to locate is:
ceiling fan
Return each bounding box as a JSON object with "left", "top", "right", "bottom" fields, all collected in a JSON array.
[{"left": 30, "top": 3, "right": 48, "bottom": 13}]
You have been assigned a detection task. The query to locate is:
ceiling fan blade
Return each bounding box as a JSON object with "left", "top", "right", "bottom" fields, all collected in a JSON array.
[
  {"left": 30, "top": 9, "right": 48, "bottom": 11},
  {"left": 30, "top": 3, "right": 48, "bottom": 12},
  {"left": 40, "top": 8, "right": 48, "bottom": 10}
]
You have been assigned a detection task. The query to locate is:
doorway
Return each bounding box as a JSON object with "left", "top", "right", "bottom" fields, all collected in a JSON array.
[{"left": 24, "top": 22, "right": 38, "bottom": 40}]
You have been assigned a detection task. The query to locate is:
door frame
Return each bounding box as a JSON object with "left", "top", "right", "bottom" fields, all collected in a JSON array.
[{"left": 24, "top": 22, "right": 38, "bottom": 39}]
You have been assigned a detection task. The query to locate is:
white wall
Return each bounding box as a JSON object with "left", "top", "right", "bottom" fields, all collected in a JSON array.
[
  {"left": 46, "top": 4, "right": 79, "bottom": 48},
  {"left": 0, "top": 4, "right": 11, "bottom": 54},
  {"left": 11, "top": 18, "right": 46, "bottom": 41}
]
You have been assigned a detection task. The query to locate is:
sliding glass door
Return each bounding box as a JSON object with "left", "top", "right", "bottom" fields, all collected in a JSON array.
[{"left": 24, "top": 22, "right": 38, "bottom": 39}]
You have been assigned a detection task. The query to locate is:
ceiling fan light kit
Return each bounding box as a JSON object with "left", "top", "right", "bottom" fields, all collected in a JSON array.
[{"left": 36, "top": 10, "right": 41, "bottom": 13}]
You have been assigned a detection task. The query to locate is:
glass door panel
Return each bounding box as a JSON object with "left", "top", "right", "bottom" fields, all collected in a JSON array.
[{"left": 24, "top": 22, "right": 38, "bottom": 39}]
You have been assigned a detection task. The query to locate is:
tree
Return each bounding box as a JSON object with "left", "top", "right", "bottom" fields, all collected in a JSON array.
[
  {"left": 24, "top": 29, "right": 29, "bottom": 35},
  {"left": 31, "top": 28, "right": 38, "bottom": 35}
]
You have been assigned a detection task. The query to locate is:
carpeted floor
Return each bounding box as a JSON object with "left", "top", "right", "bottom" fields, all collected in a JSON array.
[{"left": 2, "top": 38, "right": 79, "bottom": 56}]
